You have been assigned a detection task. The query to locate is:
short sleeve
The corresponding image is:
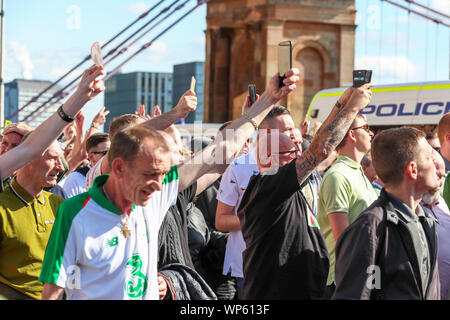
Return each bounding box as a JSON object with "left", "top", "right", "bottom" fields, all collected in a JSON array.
[
  {"left": 216, "top": 166, "right": 239, "bottom": 206},
  {"left": 319, "top": 172, "right": 352, "bottom": 215},
  {"left": 39, "top": 194, "right": 89, "bottom": 287},
  {"left": 156, "top": 166, "right": 179, "bottom": 227},
  {"left": 443, "top": 174, "right": 450, "bottom": 210}
]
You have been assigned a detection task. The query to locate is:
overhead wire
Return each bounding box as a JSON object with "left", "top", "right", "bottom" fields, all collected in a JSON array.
[
  {"left": 6, "top": 0, "right": 167, "bottom": 121},
  {"left": 24, "top": 0, "right": 206, "bottom": 123},
  {"left": 26, "top": 0, "right": 188, "bottom": 123}
]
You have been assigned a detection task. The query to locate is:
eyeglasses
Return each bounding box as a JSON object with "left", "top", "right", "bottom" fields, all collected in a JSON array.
[
  {"left": 274, "top": 149, "right": 299, "bottom": 156},
  {"left": 91, "top": 150, "right": 109, "bottom": 156},
  {"left": 351, "top": 124, "right": 371, "bottom": 133}
]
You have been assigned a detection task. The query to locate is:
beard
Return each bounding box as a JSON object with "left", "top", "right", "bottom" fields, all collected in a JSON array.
[{"left": 422, "top": 190, "right": 440, "bottom": 206}]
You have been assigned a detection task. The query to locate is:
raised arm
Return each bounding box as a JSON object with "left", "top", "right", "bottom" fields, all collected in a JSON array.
[
  {"left": 141, "top": 90, "right": 197, "bottom": 131},
  {"left": 177, "top": 69, "right": 300, "bottom": 192},
  {"left": 295, "top": 84, "right": 373, "bottom": 186},
  {"left": 0, "top": 65, "right": 105, "bottom": 180}
]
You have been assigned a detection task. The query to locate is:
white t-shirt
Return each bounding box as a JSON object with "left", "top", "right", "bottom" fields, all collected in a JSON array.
[
  {"left": 39, "top": 167, "right": 179, "bottom": 300},
  {"left": 85, "top": 156, "right": 105, "bottom": 190},
  {"left": 216, "top": 151, "right": 258, "bottom": 278},
  {"left": 63, "top": 171, "right": 87, "bottom": 198}
]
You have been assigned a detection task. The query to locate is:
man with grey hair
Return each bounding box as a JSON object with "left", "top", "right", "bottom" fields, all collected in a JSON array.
[
  {"left": 0, "top": 139, "right": 65, "bottom": 299},
  {"left": 40, "top": 68, "right": 301, "bottom": 300}
]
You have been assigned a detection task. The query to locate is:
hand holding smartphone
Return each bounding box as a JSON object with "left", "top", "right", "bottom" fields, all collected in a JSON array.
[
  {"left": 248, "top": 84, "right": 256, "bottom": 106},
  {"left": 278, "top": 40, "right": 292, "bottom": 88},
  {"left": 353, "top": 70, "right": 372, "bottom": 88}
]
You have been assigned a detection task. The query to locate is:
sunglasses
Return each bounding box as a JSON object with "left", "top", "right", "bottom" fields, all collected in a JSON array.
[
  {"left": 274, "top": 149, "right": 299, "bottom": 156},
  {"left": 91, "top": 150, "right": 109, "bottom": 156},
  {"left": 351, "top": 124, "right": 371, "bottom": 133}
]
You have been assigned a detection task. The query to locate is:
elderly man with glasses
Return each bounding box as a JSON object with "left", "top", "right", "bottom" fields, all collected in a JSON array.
[{"left": 317, "top": 110, "right": 378, "bottom": 297}]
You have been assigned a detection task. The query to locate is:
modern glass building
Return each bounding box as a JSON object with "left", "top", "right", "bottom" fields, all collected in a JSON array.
[
  {"left": 104, "top": 71, "right": 173, "bottom": 132},
  {"left": 4, "top": 79, "right": 63, "bottom": 128},
  {"left": 172, "top": 61, "right": 204, "bottom": 123}
]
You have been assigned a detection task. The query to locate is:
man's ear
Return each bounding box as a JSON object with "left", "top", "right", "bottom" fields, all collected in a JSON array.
[
  {"left": 111, "top": 157, "right": 126, "bottom": 179},
  {"left": 445, "top": 132, "right": 450, "bottom": 143},
  {"left": 405, "top": 160, "right": 418, "bottom": 181},
  {"left": 87, "top": 152, "right": 94, "bottom": 164},
  {"left": 347, "top": 129, "right": 357, "bottom": 143}
]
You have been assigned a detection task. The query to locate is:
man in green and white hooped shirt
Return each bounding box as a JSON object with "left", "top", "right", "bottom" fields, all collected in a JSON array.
[{"left": 39, "top": 67, "right": 302, "bottom": 300}]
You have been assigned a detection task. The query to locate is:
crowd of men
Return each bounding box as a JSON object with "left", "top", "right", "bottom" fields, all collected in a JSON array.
[{"left": 0, "top": 64, "right": 449, "bottom": 300}]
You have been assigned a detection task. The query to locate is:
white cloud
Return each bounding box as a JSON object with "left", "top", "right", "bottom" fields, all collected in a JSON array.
[
  {"left": 431, "top": 0, "right": 450, "bottom": 16},
  {"left": 355, "top": 55, "right": 418, "bottom": 81},
  {"left": 194, "top": 35, "right": 206, "bottom": 46},
  {"left": 148, "top": 40, "right": 168, "bottom": 55},
  {"left": 123, "top": 2, "right": 150, "bottom": 15},
  {"left": 6, "top": 42, "right": 34, "bottom": 79}
]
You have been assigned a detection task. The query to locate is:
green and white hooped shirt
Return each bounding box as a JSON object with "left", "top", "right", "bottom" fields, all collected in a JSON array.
[{"left": 39, "top": 167, "right": 179, "bottom": 300}]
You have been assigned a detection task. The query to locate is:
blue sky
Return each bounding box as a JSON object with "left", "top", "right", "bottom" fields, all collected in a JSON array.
[{"left": 3, "top": 0, "right": 449, "bottom": 128}]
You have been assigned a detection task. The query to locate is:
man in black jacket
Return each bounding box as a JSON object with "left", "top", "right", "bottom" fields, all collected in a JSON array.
[{"left": 333, "top": 127, "right": 441, "bottom": 300}]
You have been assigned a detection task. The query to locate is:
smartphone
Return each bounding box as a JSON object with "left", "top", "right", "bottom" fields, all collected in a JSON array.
[
  {"left": 353, "top": 70, "right": 372, "bottom": 88},
  {"left": 248, "top": 84, "right": 256, "bottom": 106},
  {"left": 278, "top": 40, "right": 292, "bottom": 88}
]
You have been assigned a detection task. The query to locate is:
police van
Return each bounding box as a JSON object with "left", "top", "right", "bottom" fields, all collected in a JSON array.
[{"left": 307, "top": 81, "right": 450, "bottom": 132}]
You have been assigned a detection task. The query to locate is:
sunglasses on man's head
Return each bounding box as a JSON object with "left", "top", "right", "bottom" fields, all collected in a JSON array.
[{"left": 91, "top": 150, "right": 108, "bottom": 156}]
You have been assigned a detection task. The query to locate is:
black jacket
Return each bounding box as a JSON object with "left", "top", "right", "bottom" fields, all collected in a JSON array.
[
  {"left": 158, "top": 263, "right": 217, "bottom": 300},
  {"left": 333, "top": 189, "right": 440, "bottom": 300}
]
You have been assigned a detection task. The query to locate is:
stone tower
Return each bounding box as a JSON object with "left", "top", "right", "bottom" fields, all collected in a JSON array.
[{"left": 203, "top": 0, "right": 356, "bottom": 125}]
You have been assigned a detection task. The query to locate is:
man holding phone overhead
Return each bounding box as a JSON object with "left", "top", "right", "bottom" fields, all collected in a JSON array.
[{"left": 236, "top": 44, "right": 375, "bottom": 298}]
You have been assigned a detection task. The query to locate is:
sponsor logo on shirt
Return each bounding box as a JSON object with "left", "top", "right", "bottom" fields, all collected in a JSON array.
[
  {"left": 126, "top": 254, "right": 148, "bottom": 299},
  {"left": 106, "top": 236, "right": 119, "bottom": 247}
]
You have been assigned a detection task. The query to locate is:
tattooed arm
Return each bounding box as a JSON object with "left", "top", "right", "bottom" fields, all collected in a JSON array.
[
  {"left": 178, "top": 69, "right": 300, "bottom": 192},
  {"left": 295, "top": 83, "right": 373, "bottom": 185}
]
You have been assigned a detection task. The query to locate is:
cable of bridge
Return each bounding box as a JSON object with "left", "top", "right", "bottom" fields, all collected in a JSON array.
[
  {"left": 383, "top": 0, "right": 450, "bottom": 28},
  {"left": 6, "top": 0, "right": 167, "bottom": 121},
  {"left": 24, "top": 0, "right": 189, "bottom": 123},
  {"left": 403, "top": 0, "right": 450, "bottom": 19},
  {"left": 23, "top": 0, "right": 207, "bottom": 124}
]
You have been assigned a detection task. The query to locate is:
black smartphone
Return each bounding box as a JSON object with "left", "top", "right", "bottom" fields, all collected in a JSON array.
[
  {"left": 278, "top": 40, "right": 292, "bottom": 88},
  {"left": 353, "top": 70, "right": 372, "bottom": 88},
  {"left": 248, "top": 84, "right": 256, "bottom": 106}
]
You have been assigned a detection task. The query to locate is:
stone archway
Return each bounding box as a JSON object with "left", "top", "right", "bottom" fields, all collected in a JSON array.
[{"left": 287, "top": 41, "right": 331, "bottom": 123}]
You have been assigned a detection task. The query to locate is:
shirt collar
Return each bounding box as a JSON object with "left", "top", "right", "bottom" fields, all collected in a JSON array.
[
  {"left": 10, "top": 177, "right": 46, "bottom": 206},
  {"left": 89, "top": 174, "right": 123, "bottom": 216},
  {"left": 336, "top": 155, "right": 361, "bottom": 169},
  {"left": 386, "top": 191, "right": 425, "bottom": 222}
]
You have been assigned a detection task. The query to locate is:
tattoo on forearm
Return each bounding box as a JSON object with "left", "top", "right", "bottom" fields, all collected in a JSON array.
[
  {"left": 295, "top": 107, "right": 356, "bottom": 185},
  {"left": 295, "top": 148, "right": 318, "bottom": 185}
]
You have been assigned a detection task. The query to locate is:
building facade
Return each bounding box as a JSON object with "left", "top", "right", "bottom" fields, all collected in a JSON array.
[
  {"left": 5, "top": 80, "right": 63, "bottom": 129},
  {"left": 172, "top": 61, "right": 205, "bottom": 123},
  {"left": 204, "top": 0, "right": 356, "bottom": 125},
  {"left": 104, "top": 71, "right": 173, "bottom": 132}
]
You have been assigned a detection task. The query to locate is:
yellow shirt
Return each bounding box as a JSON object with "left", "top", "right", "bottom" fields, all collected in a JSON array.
[{"left": 0, "top": 178, "right": 63, "bottom": 299}]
